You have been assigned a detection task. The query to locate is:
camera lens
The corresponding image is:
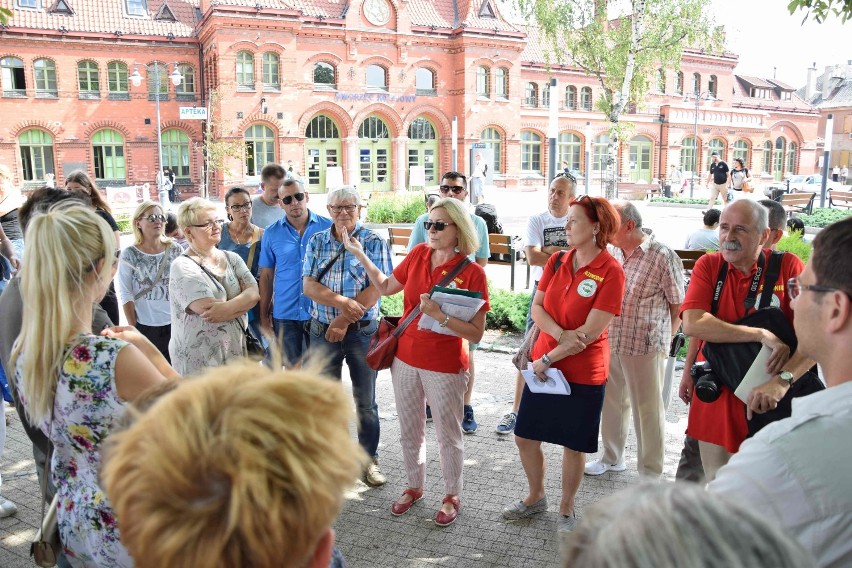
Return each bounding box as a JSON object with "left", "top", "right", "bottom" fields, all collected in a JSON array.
[{"left": 694, "top": 373, "right": 721, "bottom": 403}]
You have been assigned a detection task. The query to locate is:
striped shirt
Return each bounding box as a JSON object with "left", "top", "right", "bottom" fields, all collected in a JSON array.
[
  {"left": 302, "top": 224, "right": 393, "bottom": 324},
  {"left": 608, "top": 230, "right": 684, "bottom": 356}
]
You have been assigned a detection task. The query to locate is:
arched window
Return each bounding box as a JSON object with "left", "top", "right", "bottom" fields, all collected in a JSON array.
[
  {"left": 19, "top": 129, "right": 55, "bottom": 181},
  {"left": 681, "top": 137, "right": 697, "bottom": 174},
  {"left": 305, "top": 115, "right": 340, "bottom": 139},
  {"left": 524, "top": 82, "right": 538, "bottom": 107},
  {"left": 366, "top": 64, "right": 387, "bottom": 91},
  {"left": 692, "top": 72, "right": 701, "bottom": 95},
  {"left": 244, "top": 124, "right": 275, "bottom": 176},
  {"left": 565, "top": 86, "right": 577, "bottom": 110},
  {"left": 177, "top": 64, "right": 196, "bottom": 95},
  {"left": 786, "top": 141, "right": 798, "bottom": 175},
  {"left": 558, "top": 132, "right": 581, "bottom": 171},
  {"left": 358, "top": 116, "right": 390, "bottom": 139},
  {"left": 656, "top": 68, "right": 666, "bottom": 93},
  {"left": 263, "top": 53, "right": 280, "bottom": 90},
  {"left": 542, "top": 83, "right": 550, "bottom": 107},
  {"left": 107, "top": 62, "right": 128, "bottom": 97},
  {"left": 481, "top": 127, "right": 503, "bottom": 173},
  {"left": 408, "top": 117, "right": 436, "bottom": 139},
  {"left": 236, "top": 51, "right": 254, "bottom": 89},
  {"left": 708, "top": 138, "right": 725, "bottom": 168},
  {"left": 77, "top": 60, "right": 100, "bottom": 97},
  {"left": 1, "top": 57, "right": 26, "bottom": 94},
  {"left": 580, "top": 87, "right": 593, "bottom": 111},
  {"left": 763, "top": 141, "right": 773, "bottom": 174},
  {"left": 520, "top": 130, "right": 542, "bottom": 173},
  {"left": 708, "top": 74, "right": 718, "bottom": 98},
  {"left": 593, "top": 133, "right": 610, "bottom": 171},
  {"left": 732, "top": 140, "right": 749, "bottom": 164},
  {"left": 415, "top": 67, "right": 435, "bottom": 95},
  {"left": 161, "top": 129, "right": 190, "bottom": 179},
  {"left": 675, "top": 72, "right": 684, "bottom": 95},
  {"left": 92, "top": 129, "right": 126, "bottom": 181},
  {"left": 313, "top": 62, "right": 335, "bottom": 89},
  {"left": 147, "top": 62, "right": 168, "bottom": 98},
  {"left": 34, "top": 58, "right": 57, "bottom": 96},
  {"left": 495, "top": 67, "right": 508, "bottom": 99},
  {"left": 476, "top": 66, "right": 490, "bottom": 97}
]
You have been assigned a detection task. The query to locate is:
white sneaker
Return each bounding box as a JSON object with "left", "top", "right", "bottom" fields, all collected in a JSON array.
[
  {"left": 0, "top": 497, "right": 18, "bottom": 518},
  {"left": 584, "top": 459, "right": 627, "bottom": 476}
]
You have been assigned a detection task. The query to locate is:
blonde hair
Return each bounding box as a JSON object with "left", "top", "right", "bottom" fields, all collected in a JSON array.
[
  {"left": 430, "top": 198, "right": 478, "bottom": 256},
  {"left": 177, "top": 197, "right": 217, "bottom": 232},
  {"left": 64, "top": 170, "right": 112, "bottom": 214},
  {"left": 131, "top": 201, "right": 173, "bottom": 247},
  {"left": 101, "top": 361, "right": 367, "bottom": 568},
  {"left": 10, "top": 205, "right": 116, "bottom": 424}
]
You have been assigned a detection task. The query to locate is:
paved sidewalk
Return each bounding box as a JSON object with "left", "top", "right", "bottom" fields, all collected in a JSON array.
[{"left": 1, "top": 348, "right": 690, "bottom": 567}]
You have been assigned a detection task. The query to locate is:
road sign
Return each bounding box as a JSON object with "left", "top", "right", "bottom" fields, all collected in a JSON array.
[{"left": 179, "top": 107, "right": 208, "bottom": 120}]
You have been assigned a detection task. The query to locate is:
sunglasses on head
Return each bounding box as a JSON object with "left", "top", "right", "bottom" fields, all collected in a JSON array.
[
  {"left": 555, "top": 171, "right": 577, "bottom": 183},
  {"left": 439, "top": 185, "right": 465, "bottom": 195},
  {"left": 144, "top": 214, "right": 166, "bottom": 223},
  {"left": 424, "top": 220, "right": 455, "bottom": 231},
  {"left": 282, "top": 192, "right": 306, "bottom": 205}
]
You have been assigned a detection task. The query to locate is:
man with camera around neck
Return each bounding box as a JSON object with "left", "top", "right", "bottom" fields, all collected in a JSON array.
[{"left": 678, "top": 200, "right": 815, "bottom": 482}]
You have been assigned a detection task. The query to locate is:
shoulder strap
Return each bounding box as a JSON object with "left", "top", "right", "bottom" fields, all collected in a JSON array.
[
  {"left": 133, "top": 244, "right": 173, "bottom": 301},
  {"left": 246, "top": 226, "right": 261, "bottom": 274},
  {"left": 393, "top": 257, "right": 473, "bottom": 337},
  {"left": 316, "top": 227, "right": 362, "bottom": 283},
  {"left": 184, "top": 253, "right": 224, "bottom": 292},
  {"left": 758, "top": 251, "right": 785, "bottom": 310},
  {"left": 710, "top": 258, "right": 729, "bottom": 316},
  {"left": 553, "top": 250, "right": 567, "bottom": 272}
]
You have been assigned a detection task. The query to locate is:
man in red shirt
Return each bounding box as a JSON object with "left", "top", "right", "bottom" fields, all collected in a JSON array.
[{"left": 678, "top": 200, "right": 813, "bottom": 482}]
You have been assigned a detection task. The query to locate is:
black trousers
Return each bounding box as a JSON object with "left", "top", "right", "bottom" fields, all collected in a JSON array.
[{"left": 135, "top": 322, "right": 171, "bottom": 363}]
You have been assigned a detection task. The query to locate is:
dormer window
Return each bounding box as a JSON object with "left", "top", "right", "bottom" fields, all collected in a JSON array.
[{"left": 126, "top": 0, "right": 146, "bottom": 16}]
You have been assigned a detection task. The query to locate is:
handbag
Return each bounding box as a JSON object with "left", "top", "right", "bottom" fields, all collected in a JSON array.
[
  {"left": 31, "top": 389, "right": 60, "bottom": 567},
  {"left": 742, "top": 179, "right": 753, "bottom": 193},
  {"left": 511, "top": 251, "right": 567, "bottom": 371},
  {"left": 366, "top": 257, "right": 472, "bottom": 371}
]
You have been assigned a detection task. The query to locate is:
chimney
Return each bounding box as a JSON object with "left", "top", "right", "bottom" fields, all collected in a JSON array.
[{"left": 806, "top": 62, "right": 817, "bottom": 100}]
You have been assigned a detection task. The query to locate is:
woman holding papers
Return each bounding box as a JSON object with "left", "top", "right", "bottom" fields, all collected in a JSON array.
[
  {"left": 503, "top": 196, "right": 625, "bottom": 532},
  {"left": 341, "top": 198, "right": 489, "bottom": 528}
]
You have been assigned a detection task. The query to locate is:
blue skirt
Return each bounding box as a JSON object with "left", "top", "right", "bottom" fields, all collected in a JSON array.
[{"left": 514, "top": 381, "right": 606, "bottom": 453}]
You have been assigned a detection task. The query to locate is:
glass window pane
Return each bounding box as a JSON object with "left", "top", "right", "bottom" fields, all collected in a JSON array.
[{"left": 366, "top": 65, "right": 386, "bottom": 89}]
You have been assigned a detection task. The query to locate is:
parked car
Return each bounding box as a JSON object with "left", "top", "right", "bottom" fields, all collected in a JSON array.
[{"left": 764, "top": 174, "right": 840, "bottom": 197}]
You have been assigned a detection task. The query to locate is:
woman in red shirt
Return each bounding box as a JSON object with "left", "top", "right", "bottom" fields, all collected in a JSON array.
[
  {"left": 503, "top": 196, "right": 625, "bottom": 532},
  {"left": 342, "top": 198, "right": 489, "bottom": 528}
]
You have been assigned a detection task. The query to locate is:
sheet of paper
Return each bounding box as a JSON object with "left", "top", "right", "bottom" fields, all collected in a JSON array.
[
  {"left": 734, "top": 344, "right": 773, "bottom": 403},
  {"left": 418, "top": 292, "right": 486, "bottom": 336},
  {"left": 521, "top": 365, "right": 572, "bottom": 396}
]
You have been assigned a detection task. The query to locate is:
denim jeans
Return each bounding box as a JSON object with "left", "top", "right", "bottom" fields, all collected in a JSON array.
[
  {"left": 272, "top": 319, "right": 311, "bottom": 367},
  {"left": 308, "top": 318, "right": 380, "bottom": 457}
]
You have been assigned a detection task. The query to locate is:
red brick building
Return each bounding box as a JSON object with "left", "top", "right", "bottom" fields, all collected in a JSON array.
[{"left": 0, "top": 0, "right": 821, "bottom": 198}]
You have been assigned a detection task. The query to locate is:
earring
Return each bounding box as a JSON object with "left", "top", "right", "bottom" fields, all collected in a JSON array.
[{"left": 593, "top": 230, "right": 598, "bottom": 246}]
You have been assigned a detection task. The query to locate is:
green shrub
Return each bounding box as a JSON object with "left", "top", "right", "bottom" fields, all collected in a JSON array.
[
  {"left": 366, "top": 193, "right": 426, "bottom": 224},
  {"left": 650, "top": 197, "right": 710, "bottom": 205},
  {"left": 776, "top": 232, "right": 811, "bottom": 263},
  {"left": 379, "top": 292, "right": 404, "bottom": 316},
  {"left": 114, "top": 214, "right": 132, "bottom": 234},
  {"left": 798, "top": 207, "right": 852, "bottom": 228}
]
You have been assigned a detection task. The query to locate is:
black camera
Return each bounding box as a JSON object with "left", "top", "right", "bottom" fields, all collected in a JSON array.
[{"left": 690, "top": 362, "right": 721, "bottom": 403}]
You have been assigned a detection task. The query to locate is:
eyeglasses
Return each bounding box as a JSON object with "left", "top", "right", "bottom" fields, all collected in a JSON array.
[
  {"left": 191, "top": 219, "right": 224, "bottom": 231},
  {"left": 114, "top": 249, "right": 121, "bottom": 260},
  {"left": 144, "top": 214, "right": 167, "bottom": 223},
  {"left": 555, "top": 171, "right": 577, "bottom": 183},
  {"left": 329, "top": 204, "right": 358, "bottom": 214},
  {"left": 424, "top": 220, "right": 455, "bottom": 231},
  {"left": 787, "top": 277, "right": 843, "bottom": 300},
  {"left": 282, "top": 193, "right": 306, "bottom": 205},
  {"left": 227, "top": 202, "right": 252, "bottom": 212},
  {"left": 439, "top": 185, "right": 465, "bottom": 195}
]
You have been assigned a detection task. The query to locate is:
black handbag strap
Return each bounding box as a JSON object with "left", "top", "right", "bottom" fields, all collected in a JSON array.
[
  {"left": 393, "top": 257, "right": 473, "bottom": 337},
  {"left": 710, "top": 251, "right": 785, "bottom": 315},
  {"left": 316, "top": 227, "right": 362, "bottom": 283}
]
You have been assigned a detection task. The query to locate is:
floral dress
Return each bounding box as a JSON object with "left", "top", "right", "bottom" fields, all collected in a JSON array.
[{"left": 14, "top": 334, "right": 133, "bottom": 568}]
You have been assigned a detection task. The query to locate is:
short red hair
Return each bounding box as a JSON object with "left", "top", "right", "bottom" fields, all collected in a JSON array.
[{"left": 569, "top": 196, "right": 620, "bottom": 249}]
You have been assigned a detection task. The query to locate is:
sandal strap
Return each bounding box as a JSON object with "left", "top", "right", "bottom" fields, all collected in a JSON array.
[
  {"left": 402, "top": 488, "right": 423, "bottom": 500},
  {"left": 442, "top": 495, "right": 461, "bottom": 508}
]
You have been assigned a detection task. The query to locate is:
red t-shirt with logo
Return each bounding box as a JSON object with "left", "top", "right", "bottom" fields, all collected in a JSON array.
[
  {"left": 531, "top": 249, "right": 625, "bottom": 385},
  {"left": 393, "top": 244, "right": 490, "bottom": 373},
  {"left": 680, "top": 249, "right": 803, "bottom": 453}
]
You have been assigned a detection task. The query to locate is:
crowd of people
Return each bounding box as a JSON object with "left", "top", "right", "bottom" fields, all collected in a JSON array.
[{"left": 0, "top": 161, "right": 849, "bottom": 568}]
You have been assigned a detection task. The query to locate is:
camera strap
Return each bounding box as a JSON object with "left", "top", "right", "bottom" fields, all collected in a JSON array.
[{"left": 710, "top": 251, "right": 786, "bottom": 315}]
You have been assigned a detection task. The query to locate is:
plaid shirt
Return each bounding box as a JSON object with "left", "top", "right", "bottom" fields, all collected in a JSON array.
[
  {"left": 609, "top": 230, "right": 684, "bottom": 356},
  {"left": 302, "top": 224, "right": 393, "bottom": 324}
]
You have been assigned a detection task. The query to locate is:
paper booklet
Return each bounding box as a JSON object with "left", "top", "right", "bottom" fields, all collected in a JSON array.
[
  {"left": 521, "top": 365, "right": 572, "bottom": 396},
  {"left": 418, "top": 286, "right": 486, "bottom": 337},
  {"left": 734, "top": 344, "right": 773, "bottom": 403}
]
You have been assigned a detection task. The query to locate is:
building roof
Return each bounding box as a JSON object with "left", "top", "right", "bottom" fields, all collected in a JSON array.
[
  {"left": 797, "top": 64, "right": 852, "bottom": 109},
  {"left": 406, "top": 0, "right": 458, "bottom": 29},
  {"left": 737, "top": 75, "right": 775, "bottom": 89},
  {"left": 458, "top": 0, "right": 519, "bottom": 32},
  {"left": 766, "top": 78, "right": 795, "bottom": 91},
  {"left": 5, "top": 0, "right": 200, "bottom": 37},
  {"left": 732, "top": 75, "right": 815, "bottom": 113}
]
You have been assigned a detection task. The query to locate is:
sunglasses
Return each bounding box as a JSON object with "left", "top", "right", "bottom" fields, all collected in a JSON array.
[
  {"left": 555, "top": 171, "right": 577, "bottom": 183},
  {"left": 227, "top": 202, "right": 252, "bottom": 212},
  {"left": 282, "top": 193, "right": 306, "bottom": 205},
  {"left": 144, "top": 213, "right": 167, "bottom": 223},
  {"left": 424, "top": 220, "right": 455, "bottom": 231},
  {"left": 439, "top": 185, "right": 465, "bottom": 195}
]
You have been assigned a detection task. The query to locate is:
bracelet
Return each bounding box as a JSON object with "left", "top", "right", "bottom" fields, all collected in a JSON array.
[
  {"left": 558, "top": 330, "right": 567, "bottom": 343},
  {"left": 541, "top": 353, "right": 552, "bottom": 367},
  {"left": 439, "top": 314, "right": 451, "bottom": 327}
]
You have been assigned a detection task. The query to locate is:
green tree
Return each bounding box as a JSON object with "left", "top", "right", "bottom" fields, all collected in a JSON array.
[
  {"left": 0, "top": 8, "right": 11, "bottom": 25},
  {"left": 788, "top": 0, "right": 852, "bottom": 23},
  {"left": 515, "top": 0, "right": 721, "bottom": 198},
  {"left": 195, "top": 88, "right": 244, "bottom": 198}
]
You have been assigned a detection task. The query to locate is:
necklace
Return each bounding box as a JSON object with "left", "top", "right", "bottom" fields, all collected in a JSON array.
[
  {"left": 229, "top": 222, "right": 253, "bottom": 245},
  {"left": 189, "top": 245, "right": 222, "bottom": 270}
]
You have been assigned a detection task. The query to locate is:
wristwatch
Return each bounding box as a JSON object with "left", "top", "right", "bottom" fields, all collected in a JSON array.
[
  {"left": 439, "top": 314, "right": 451, "bottom": 327},
  {"left": 541, "top": 353, "right": 552, "bottom": 367},
  {"left": 778, "top": 370, "right": 795, "bottom": 385}
]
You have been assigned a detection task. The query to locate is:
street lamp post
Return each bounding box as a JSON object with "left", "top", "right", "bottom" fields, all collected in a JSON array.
[
  {"left": 684, "top": 91, "right": 715, "bottom": 198},
  {"left": 129, "top": 62, "right": 183, "bottom": 205}
]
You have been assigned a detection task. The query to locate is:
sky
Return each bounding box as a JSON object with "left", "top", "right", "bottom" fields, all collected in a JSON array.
[{"left": 714, "top": 0, "right": 850, "bottom": 87}]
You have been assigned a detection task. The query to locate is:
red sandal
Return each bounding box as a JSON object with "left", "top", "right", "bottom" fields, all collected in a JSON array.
[
  {"left": 391, "top": 488, "right": 424, "bottom": 516},
  {"left": 434, "top": 495, "right": 461, "bottom": 527}
]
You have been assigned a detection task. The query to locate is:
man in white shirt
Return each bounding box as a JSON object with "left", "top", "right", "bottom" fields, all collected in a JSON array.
[
  {"left": 251, "top": 163, "right": 287, "bottom": 229},
  {"left": 495, "top": 173, "right": 574, "bottom": 434},
  {"left": 709, "top": 216, "right": 852, "bottom": 568}
]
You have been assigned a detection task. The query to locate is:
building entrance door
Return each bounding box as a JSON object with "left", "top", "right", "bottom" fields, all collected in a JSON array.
[
  {"left": 628, "top": 136, "right": 652, "bottom": 183},
  {"left": 304, "top": 114, "right": 342, "bottom": 193},
  {"left": 408, "top": 117, "right": 439, "bottom": 189},
  {"left": 358, "top": 116, "right": 392, "bottom": 192}
]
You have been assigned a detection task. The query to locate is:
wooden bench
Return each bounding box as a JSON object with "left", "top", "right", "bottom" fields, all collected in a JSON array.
[
  {"left": 829, "top": 190, "right": 852, "bottom": 209},
  {"left": 780, "top": 192, "right": 815, "bottom": 216},
  {"left": 488, "top": 233, "right": 528, "bottom": 291},
  {"left": 387, "top": 226, "right": 412, "bottom": 256},
  {"left": 675, "top": 249, "right": 706, "bottom": 271}
]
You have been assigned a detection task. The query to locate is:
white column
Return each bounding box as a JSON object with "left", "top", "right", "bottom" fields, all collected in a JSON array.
[
  {"left": 346, "top": 136, "right": 359, "bottom": 188},
  {"left": 395, "top": 136, "right": 408, "bottom": 191}
]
